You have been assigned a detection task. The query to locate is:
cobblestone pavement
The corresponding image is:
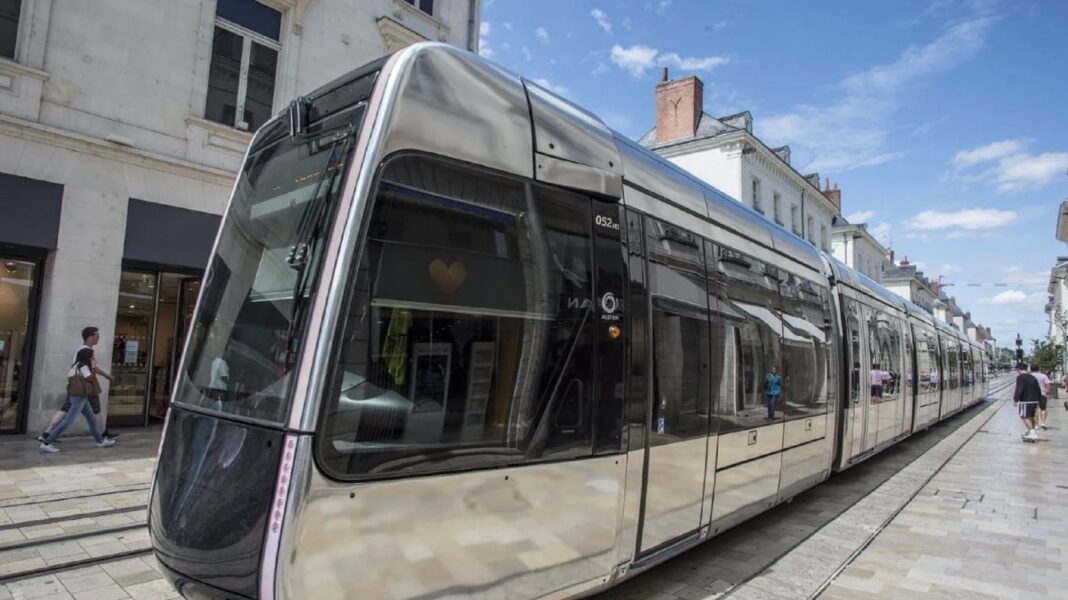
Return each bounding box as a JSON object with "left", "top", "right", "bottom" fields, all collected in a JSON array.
[
  {"left": 1, "top": 379, "right": 1050, "bottom": 600},
  {"left": 820, "top": 385, "right": 1068, "bottom": 600}
]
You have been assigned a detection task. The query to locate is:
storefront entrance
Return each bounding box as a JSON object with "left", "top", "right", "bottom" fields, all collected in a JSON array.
[
  {"left": 108, "top": 270, "right": 200, "bottom": 428},
  {"left": 0, "top": 256, "right": 41, "bottom": 433}
]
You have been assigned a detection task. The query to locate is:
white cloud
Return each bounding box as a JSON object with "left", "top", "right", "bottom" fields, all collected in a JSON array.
[
  {"left": 995, "top": 151, "right": 1068, "bottom": 192},
  {"left": 952, "top": 139, "right": 1024, "bottom": 167},
  {"left": 609, "top": 44, "right": 729, "bottom": 78},
  {"left": 906, "top": 208, "right": 1017, "bottom": 231},
  {"left": 940, "top": 263, "right": 961, "bottom": 275},
  {"left": 532, "top": 78, "right": 569, "bottom": 97},
  {"left": 522, "top": 46, "right": 532, "bottom": 61},
  {"left": 846, "top": 210, "right": 876, "bottom": 223},
  {"left": 1001, "top": 266, "right": 1048, "bottom": 287},
  {"left": 660, "top": 52, "right": 730, "bottom": 72},
  {"left": 950, "top": 139, "right": 1068, "bottom": 193},
  {"left": 479, "top": 22, "right": 493, "bottom": 58},
  {"left": 714, "top": 20, "right": 731, "bottom": 30},
  {"left": 980, "top": 289, "right": 1046, "bottom": 306},
  {"left": 610, "top": 44, "right": 658, "bottom": 77},
  {"left": 869, "top": 221, "right": 893, "bottom": 243},
  {"left": 759, "top": 14, "right": 994, "bottom": 172},
  {"left": 502, "top": 22, "right": 513, "bottom": 31},
  {"left": 591, "top": 8, "right": 612, "bottom": 34},
  {"left": 535, "top": 26, "right": 549, "bottom": 43}
]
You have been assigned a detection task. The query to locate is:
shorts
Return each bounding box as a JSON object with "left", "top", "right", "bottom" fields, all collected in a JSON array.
[
  {"left": 62, "top": 395, "right": 100, "bottom": 415},
  {"left": 1017, "top": 402, "right": 1037, "bottom": 419},
  {"left": 1038, "top": 396, "right": 1048, "bottom": 411},
  {"left": 870, "top": 384, "right": 883, "bottom": 398}
]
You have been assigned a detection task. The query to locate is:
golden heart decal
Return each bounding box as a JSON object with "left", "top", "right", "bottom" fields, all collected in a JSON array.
[{"left": 429, "top": 259, "right": 467, "bottom": 295}]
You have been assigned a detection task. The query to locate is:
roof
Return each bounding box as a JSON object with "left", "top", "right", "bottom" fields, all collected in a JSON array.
[{"left": 637, "top": 111, "right": 744, "bottom": 148}]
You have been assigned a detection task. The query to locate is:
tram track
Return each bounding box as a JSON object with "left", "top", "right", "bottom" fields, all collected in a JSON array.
[{"left": 0, "top": 486, "right": 153, "bottom": 585}]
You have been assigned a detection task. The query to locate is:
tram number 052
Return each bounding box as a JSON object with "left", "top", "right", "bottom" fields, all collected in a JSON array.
[{"left": 595, "top": 214, "right": 620, "bottom": 231}]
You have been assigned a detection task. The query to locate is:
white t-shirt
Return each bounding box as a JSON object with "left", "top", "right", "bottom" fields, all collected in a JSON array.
[
  {"left": 1032, "top": 371, "right": 1051, "bottom": 397},
  {"left": 210, "top": 358, "right": 230, "bottom": 390},
  {"left": 68, "top": 364, "right": 92, "bottom": 379}
]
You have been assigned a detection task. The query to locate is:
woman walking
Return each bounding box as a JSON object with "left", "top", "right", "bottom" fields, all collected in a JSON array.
[{"left": 39, "top": 348, "right": 115, "bottom": 453}]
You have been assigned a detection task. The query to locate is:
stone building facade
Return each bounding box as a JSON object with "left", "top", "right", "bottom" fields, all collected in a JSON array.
[
  {"left": 639, "top": 71, "right": 840, "bottom": 252},
  {"left": 0, "top": 0, "right": 480, "bottom": 435}
]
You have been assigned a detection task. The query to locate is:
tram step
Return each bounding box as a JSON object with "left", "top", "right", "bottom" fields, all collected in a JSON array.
[{"left": 0, "top": 525, "right": 151, "bottom": 583}]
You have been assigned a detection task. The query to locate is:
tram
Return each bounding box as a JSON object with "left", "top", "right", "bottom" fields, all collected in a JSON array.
[{"left": 148, "top": 43, "right": 991, "bottom": 600}]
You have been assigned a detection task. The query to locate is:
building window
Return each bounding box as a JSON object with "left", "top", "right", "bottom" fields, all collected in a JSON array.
[
  {"left": 404, "top": 0, "right": 435, "bottom": 16},
  {"left": 820, "top": 224, "right": 828, "bottom": 252},
  {"left": 806, "top": 216, "right": 815, "bottom": 245},
  {"left": 790, "top": 205, "right": 799, "bottom": 235},
  {"left": 0, "top": 0, "right": 20, "bottom": 59},
  {"left": 206, "top": 0, "right": 282, "bottom": 132},
  {"left": 772, "top": 191, "right": 782, "bottom": 225},
  {"left": 751, "top": 178, "right": 763, "bottom": 214}
]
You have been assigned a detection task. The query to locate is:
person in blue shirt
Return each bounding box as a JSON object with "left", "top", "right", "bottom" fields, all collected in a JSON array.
[{"left": 765, "top": 366, "right": 783, "bottom": 420}]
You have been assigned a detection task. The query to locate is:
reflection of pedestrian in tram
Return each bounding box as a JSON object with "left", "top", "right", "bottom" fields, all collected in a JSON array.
[
  {"left": 764, "top": 366, "right": 782, "bottom": 420},
  {"left": 869, "top": 364, "right": 887, "bottom": 399}
]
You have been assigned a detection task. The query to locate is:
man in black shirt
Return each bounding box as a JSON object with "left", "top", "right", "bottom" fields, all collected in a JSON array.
[{"left": 1013, "top": 362, "right": 1042, "bottom": 442}]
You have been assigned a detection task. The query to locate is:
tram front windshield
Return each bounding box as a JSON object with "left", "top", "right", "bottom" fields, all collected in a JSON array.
[{"left": 172, "top": 108, "right": 364, "bottom": 424}]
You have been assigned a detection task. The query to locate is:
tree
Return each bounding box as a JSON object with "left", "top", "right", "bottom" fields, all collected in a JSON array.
[{"left": 1032, "top": 341, "right": 1060, "bottom": 374}]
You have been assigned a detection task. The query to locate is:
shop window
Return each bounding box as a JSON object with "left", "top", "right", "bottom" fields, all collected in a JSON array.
[
  {"left": 0, "top": 257, "right": 36, "bottom": 433},
  {"left": 0, "top": 0, "right": 20, "bottom": 59},
  {"left": 318, "top": 155, "right": 597, "bottom": 478},
  {"left": 206, "top": 0, "right": 281, "bottom": 131}
]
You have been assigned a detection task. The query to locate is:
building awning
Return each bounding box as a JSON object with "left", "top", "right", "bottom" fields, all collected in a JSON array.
[
  {"left": 0, "top": 173, "right": 63, "bottom": 251},
  {"left": 123, "top": 199, "right": 221, "bottom": 270}
]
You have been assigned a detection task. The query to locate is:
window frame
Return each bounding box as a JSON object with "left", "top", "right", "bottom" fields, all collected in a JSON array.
[
  {"left": 751, "top": 177, "right": 764, "bottom": 215},
  {"left": 209, "top": 14, "right": 283, "bottom": 131},
  {"left": 404, "top": 0, "right": 435, "bottom": 17},
  {"left": 0, "top": 0, "right": 24, "bottom": 62},
  {"left": 772, "top": 191, "right": 782, "bottom": 225}
]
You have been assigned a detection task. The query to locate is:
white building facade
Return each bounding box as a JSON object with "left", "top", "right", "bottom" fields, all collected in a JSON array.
[
  {"left": 0, "top": 0, "right": 479, "bottom": 435},
  {"left": 638, "top": 73, "right": 840, "bottom": 252},
  {"left": 830, "top": 222, "right": 891, "bottom": 284}
]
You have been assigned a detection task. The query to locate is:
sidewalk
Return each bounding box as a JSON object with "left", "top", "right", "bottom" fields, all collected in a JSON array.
[{"left": 820, "top": 390, "right": 1068, "bottom": 599}]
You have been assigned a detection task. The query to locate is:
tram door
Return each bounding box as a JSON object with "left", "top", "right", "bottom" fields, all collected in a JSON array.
[
  {"left": 843, "top": 297, "right": 874, "bottom": 459},
  {"left": 634, "top": 215, "right": 712, "bottom": 553}
]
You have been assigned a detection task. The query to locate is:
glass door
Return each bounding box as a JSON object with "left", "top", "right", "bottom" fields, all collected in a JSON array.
[
  {"left": 0, "top": 258, "right": 39, "bottom": 433},
  {"left": 109, "top": 271, "right": 156, "bottom": 428}
]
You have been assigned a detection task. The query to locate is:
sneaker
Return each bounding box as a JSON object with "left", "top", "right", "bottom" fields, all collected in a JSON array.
[
  {"left": 1025, "top": 430, "right": 1039, "bottom": 442},
  {"left": 97, "top": 438, "right": 116, "bottom": 448},
  {"left": 39, "top": 443, "right": 59, "bottom": 453},
  {"left": 101, "top": 430, "right": 120, "bottom": 438},
  {"left": 1040, "top": 424, "right": 1048, "bottom": 430},
  {"left": 34, "top": 433, "right": 47, "bottom": 444}
]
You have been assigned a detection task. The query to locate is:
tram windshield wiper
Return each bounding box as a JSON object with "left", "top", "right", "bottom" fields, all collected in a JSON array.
[{"left": 283, "top": 125, "right": 357, "bottom": 367}]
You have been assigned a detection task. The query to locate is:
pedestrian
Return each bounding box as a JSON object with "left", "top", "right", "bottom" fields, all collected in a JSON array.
[
  {"left": 37, "top": 327, "right": 118, "bottom": 443},
  {"left": 1061, "top": 372, "right": 1068, "bottom": 411},
  {"left": 1030, "top": 364, "right": 1051, "bottom": 430},
  {"left": 870, "top": 363, "right": 885, "bottom": 400},
  {"left": 1013, "top": 362, "right": 1042, "bottom": 442},
  {"left": 765, "top": 365, "right": 782, "bottom": 420},
  {"left": 39, "top": 348, "right": 116, "bottom": 452}
]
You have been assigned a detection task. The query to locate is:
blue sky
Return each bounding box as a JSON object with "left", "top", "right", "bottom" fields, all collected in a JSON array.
[{"left": 478, "top": 0, "right": 1068, "bottom": 347}]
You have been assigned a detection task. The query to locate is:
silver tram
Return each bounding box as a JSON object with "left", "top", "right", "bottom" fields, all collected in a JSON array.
[{"left": 148, "top": 43, "right": 992, "bottom": 600}]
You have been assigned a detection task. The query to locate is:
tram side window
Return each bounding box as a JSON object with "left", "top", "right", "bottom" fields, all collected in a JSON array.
[
  {"left": 778, "top": 272, "right": 832, "bottom": 417},
  {"left": 904, "top": 328, "right": 914, "bottom": 396},
  {"left": 317, "top": 155, "right": 598, "bottom": 478},
  {"left": 645, "top": 217, "right": 711, "bottom": 443},
  {"left": 926, "top": 333, "right": 940, "bottom": 391},
  {"left": 962, "top": 347, "right": 974, "bottom": 385},
  {"left": 846, "top": 300, "right": 862, "bottom": 404},
  {"left": 873, "top": 313, "right": 901, "bottom": 402},
  {"left": 709, "top": 243, "right": 784, "bottom": 432},
  {"left": 945, "top": 342, "right": 960, "bottom": 390}
]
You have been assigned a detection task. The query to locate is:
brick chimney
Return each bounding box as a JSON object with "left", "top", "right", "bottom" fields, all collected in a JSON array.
[
  {"left": 655, "top": 68, "right": 703, "bottom": 143},
  {"left": 822, "top": 177, "right": 841, "bottom": 213},
  {"left": 900, "top": 256, "right": 910, "bottom": 267}
]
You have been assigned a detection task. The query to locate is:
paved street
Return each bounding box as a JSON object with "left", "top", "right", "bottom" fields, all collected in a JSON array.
[{"left": 0, "top": 378, "right": 1064, "bottom": 599}]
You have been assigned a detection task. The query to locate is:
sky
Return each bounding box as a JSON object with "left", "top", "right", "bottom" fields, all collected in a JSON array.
[{"left": 478, "top": 0, "right": 1068, "bottom": 347}]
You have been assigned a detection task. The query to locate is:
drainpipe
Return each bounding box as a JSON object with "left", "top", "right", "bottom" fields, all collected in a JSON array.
[{"left": 467, "top": 0, "right": 479, "bottom": 52}]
